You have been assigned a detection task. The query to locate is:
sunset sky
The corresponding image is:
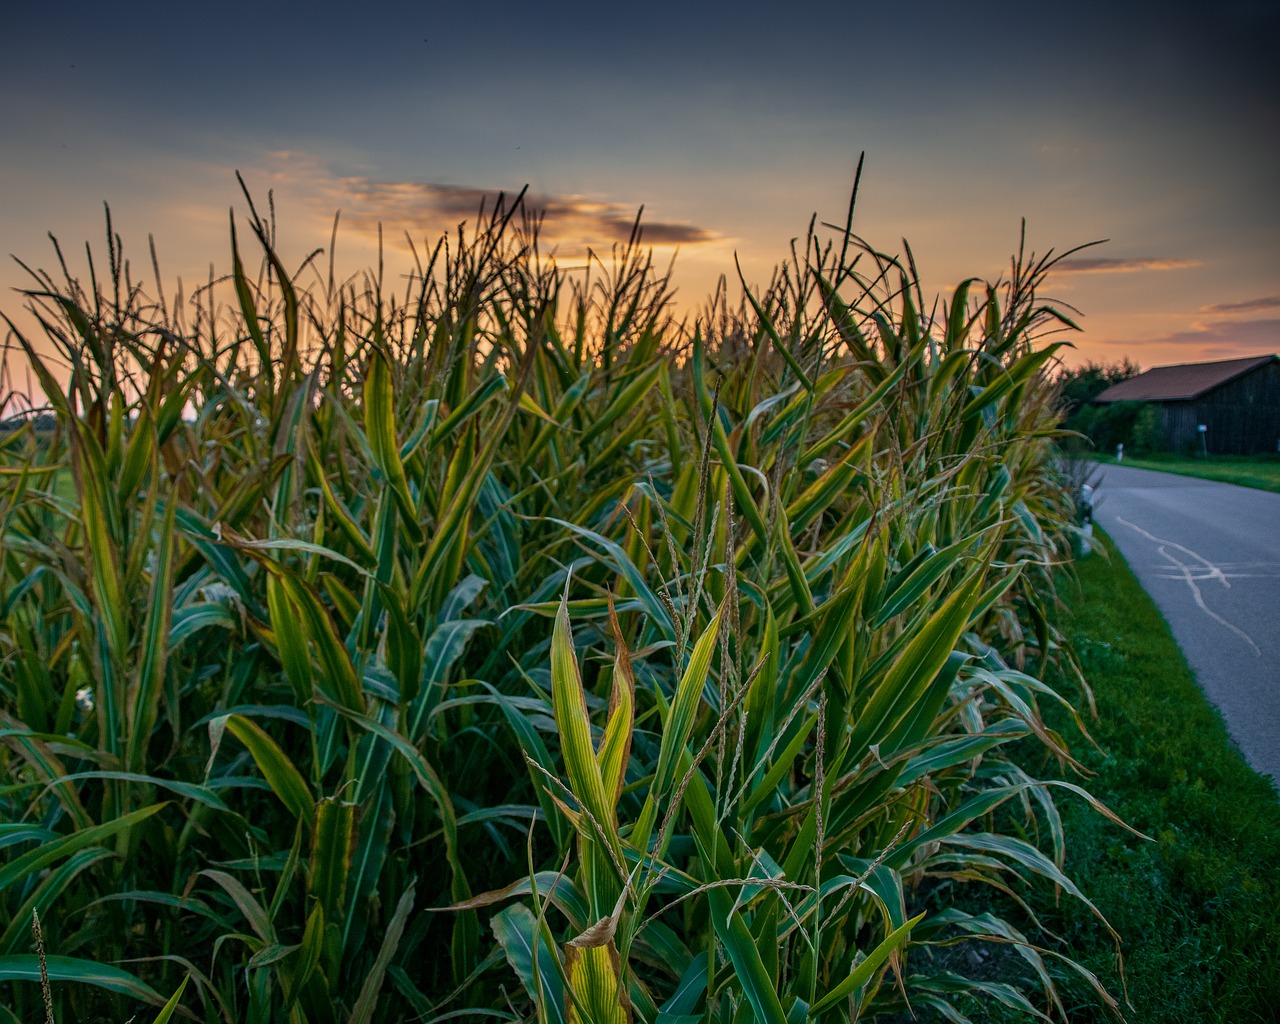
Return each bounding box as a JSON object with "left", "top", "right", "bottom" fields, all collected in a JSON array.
[{"left": 2, "top": 0, "right": 1277, "bottom": 375}]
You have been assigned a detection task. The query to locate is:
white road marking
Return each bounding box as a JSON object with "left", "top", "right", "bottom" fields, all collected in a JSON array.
[{"left": 1115, "top": 516, "right": 1263, "bottom": 657}]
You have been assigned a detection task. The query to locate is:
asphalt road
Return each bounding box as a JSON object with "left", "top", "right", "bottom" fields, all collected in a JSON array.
[{"left": 1090, "top": 464, "right": 1280, "bottom": 787}]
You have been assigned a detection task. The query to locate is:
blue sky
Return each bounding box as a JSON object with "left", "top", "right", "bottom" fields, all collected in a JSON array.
[{"left": 2, "top": 0, "right": 1277, "bottom": 371}]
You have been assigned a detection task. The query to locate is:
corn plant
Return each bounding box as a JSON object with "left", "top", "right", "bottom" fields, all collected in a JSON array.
[{"left": 0, "top": 177, "right": 1130, "bottom": 1022}]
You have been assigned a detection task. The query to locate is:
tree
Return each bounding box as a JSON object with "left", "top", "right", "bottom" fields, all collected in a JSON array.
[
  {"left": 1054, "top": 359, "right": 1141, "bottom": 452},
  {"left": 1054, "top": 358, "right": 1140, "bottom": 417}
]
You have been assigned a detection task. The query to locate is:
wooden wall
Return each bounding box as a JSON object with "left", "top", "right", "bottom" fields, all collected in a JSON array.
[{"left": 1157, "top": 360, "right": 1280, "bottom": 454}]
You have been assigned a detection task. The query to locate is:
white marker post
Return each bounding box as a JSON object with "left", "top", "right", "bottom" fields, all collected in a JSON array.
[
  {"left": 1116, "top": 442, "right": 1124, "bottom": 463},
  {"left": 1198, "top": 423, "right": 1208, "bottom": 457}
]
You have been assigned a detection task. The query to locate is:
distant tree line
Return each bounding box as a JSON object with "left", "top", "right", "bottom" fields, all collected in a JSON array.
[
  {"left": 1, "top": 412, "right": 59, "bottom": 432},
  {"left": 1055, "top": 359, "right": 1163, "bottom": 454}
]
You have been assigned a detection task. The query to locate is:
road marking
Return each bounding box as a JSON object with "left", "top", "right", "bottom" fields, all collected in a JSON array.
[{"left": 1115, "top": 516, "right": 1262, "bottom": 657}]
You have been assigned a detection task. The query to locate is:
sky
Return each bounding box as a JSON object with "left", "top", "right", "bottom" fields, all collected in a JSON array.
[{"left": 2, "top": 0, "right": 1277, "bottom": 381}]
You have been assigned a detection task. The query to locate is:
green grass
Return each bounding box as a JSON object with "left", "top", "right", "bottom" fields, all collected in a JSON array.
[
  {"left": 1096, "top": 452, "right": 1280, "bottom": 493},
  {"left": 1017, "top": 529, "right": 1280, "bottom": 1022}
]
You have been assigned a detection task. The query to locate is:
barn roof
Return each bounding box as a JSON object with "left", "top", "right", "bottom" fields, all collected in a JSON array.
[{"left": 1094, "top": 354, "right": 1279, "bottom": 403}]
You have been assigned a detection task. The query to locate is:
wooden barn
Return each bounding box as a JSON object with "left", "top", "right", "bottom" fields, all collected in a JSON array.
[{"left": 1094, "top": 354, "right": 1280, "bottom": 455}]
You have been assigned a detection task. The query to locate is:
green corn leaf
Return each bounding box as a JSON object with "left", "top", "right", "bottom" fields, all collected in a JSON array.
[
  {"left": 743, "top": 601, "right": 781, "bottom": 765},
  {"left": 896, "top": 720, "right": 1030, "bottom": 787},
  {"left": 200, "top": 868, "right": 276, "bottom": 943},
  {"left": 564, "top": 940, "right": 632, "bottom": 1024},
  {"left": 960, "top": 344, "right": 1067, "bottom": 422},
  {"left": 170, "top": 506, "right": 260, "bottom": 616},
  {"left": 871, "top": 535, "right": 973, "bottom": 628},
  {"left": 222, "top": 714, "right": 315, "bottom": 829},
  {"left": 341, "top": 784, "right": 393, "bottom": 957},
  {"left": 0, "top": 820, "right": 54, "bottom": 850},
  {"left": 913, "top": 974, "right": 1051, "bottom": 1022},
  {"left": 308, "top": 797, "right": 356, "bottom": 924},
  {"left": 800, "top": 354, "right": 914, "bottom": 464},
  {"left": 0, "top": 954, "right": 167, "bottom": 1008},
  {"left": 307, "top": 447, "right": 377, "bottom": 565},
  {"left": 428, "top": 371, "right": 509, "bottom": 448},
  {"left": 150, "top": 974, "right": 191, "bottom": 1024},
  {"left": 276, "top": 573, "right": 363, "bottom": 711},
  {"left": 927, "top": 348, "right": 979, "bottom": 406},
  {"left": 706, "top": 886, "right": 788, "bottom": 1024},
  {"left": 597, "top": 600, "right": 636, "bottom": 804},
  {"left": 42, "top": 771, "right": 232, "bottom": 813},
  {"left": 438, "top": 573, "right": 489, "bottom": 622},
  {"left": 73, "top": 419, "right": 127, "bottom": 666},
  {"left": 225, "top": 534, "right": 371, "bottom": 579},
  {"left": 349, "top": 882, "right": 416, "bottom": 1024},
  {"left": 127, "top": 493, "right": 177, "bottom": 772},
  {"left": 735, "top": 256, "right": 813, "bottom": 392},
  {"left": 229, "top": 214, "right": 270, "bottom": 371},
  {"left": 238, "top": 193, "right": 302, "bottom": 393},
  {"left": 847, "top": 570, "right": 983, "bottom": 761},
  {"left": 169, "top": 602, "right": 239, "bottom": 648},
  {"left": 0, "top": 803, "right": 165, "bottom": 896},
  {"left": 707, "top": 407, "right": 771, "bottom": 548},
  {"left": 879, "top": 650, "right": 970, "bottom": 757},
  {"left": 410, "top": 424, "right": 481, "bottom": 609},
  {"left": 941, "top": 832, "right": 1116, "bottom": 938},
  {"left": 0, "top": 848, "right": 114, "bottom": 955},
  {"left": 317, "top": 699, "right": 473, "bottom": 908},
  {"left": 812, "top": 271, "right": 876, "bottom": 369},
  {"left": 833, "top": 857, "right": 908, "bottom": 932},
  {"left": 550, "top": 591, "right": 617, "bottom": 846},
  {"left": 742, "top": 713, "right": 816, "bottom": 814},
  {"left": 0, "top": 730, "right": 94, "bottom": 830},
  {"left": 408, "top": 618, "right": 491, "bottom": 738},
  {"left": 581, "top": 360, "right": 664, "bottom": 444},
  {"left": 658, "top": 954, "right": 708, "bottom": 1017},
  {"left": 772, "top": 518, "right": 817, "bottom": 627},
  {"left": 383, "top": 585, "right": 425, "bottom": 703},
  {"left": 885, "top": 785, "right": 1030, "bottom": 870},
  {"left": 809, "top": 912, "right": 925, "bottom": 1015},
  {"left": 469, "top": 684, "right": 573, "bottom": 852},
  {"left": 651, "top": 604, "right": 723, "bottom": 803},
  {"left": 397, "top": 397, "right": 440, "bottom": 463},
  {"left": 786, "top": 437, "right": 870, "bottom": 534},
  {"left": 945, "top": 278, "right": 980, "bottom": 349},
  {"left": 492, "top": 903, "right": 566, "bottom": 1024},
  {"left": 786, "top": 577, "right": 864, "bottom": 704},
  {"left": 118, "top": 403, "right": 154, "bottom": 501},
  {"left": 545, "top": 519, "right": 676, "bottom": 641},
  {"left": 438, "top": 872, "right": 589, "bottom": 929},
  {"left": 364, "top": 345, "right": 422, "bottom": 541}
]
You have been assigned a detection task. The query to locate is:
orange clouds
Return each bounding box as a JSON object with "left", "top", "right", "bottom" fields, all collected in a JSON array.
[
  {"left": 1199, "top": 295, "right": 1280, "bottom": 315},
  {"left": 256, "top": 152, "right": 721, "bottom": 258},
  {"left": 1051, "top": 256, "right": 1202, "bottom": 275}
]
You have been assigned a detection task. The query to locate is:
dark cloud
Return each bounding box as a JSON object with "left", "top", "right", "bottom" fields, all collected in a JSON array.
[
  {"left": 1052, "top": 256, "right": 1201, "bottom": 275},
  {"left": 594, "top": 213, "right": 717, "bottom": 245},
  {"left": 296, "top": 165, "right": 722, "bottom": 251},
  {"left": 1120, "top": 317, "right": 1280, "bottom": 357},
  {"left": 1199, "top": 295, "right": 1280, "bottom": 314}
]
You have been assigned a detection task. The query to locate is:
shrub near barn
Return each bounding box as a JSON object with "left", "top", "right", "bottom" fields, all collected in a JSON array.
[
  {"left": 0, "top": 185, "right": 1132, "bottom": 1022},
  {"left": 1053, "top": 360, "right": 1142, "bottom": 454}
]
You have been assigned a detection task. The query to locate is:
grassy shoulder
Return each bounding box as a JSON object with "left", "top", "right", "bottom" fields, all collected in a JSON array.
[
  {"left": 1023, "top": 528, "right": 1280, "bottom": 1022},
  {"left": 1094, "top": 452, "right": 1280, "bottom": 493}
]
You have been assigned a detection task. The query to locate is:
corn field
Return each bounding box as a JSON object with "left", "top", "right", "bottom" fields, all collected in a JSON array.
[{"left": 0, "top": 182, "right": 1130, "bottom": 1022}]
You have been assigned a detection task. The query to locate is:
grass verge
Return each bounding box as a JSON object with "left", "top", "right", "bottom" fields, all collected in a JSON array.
[
  {"left": 1095, "top": 452, "right": 1280, "bottom": 493},
  {"left": 1025, "top": 528, "right": 1280, "bottom": 1022}
]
